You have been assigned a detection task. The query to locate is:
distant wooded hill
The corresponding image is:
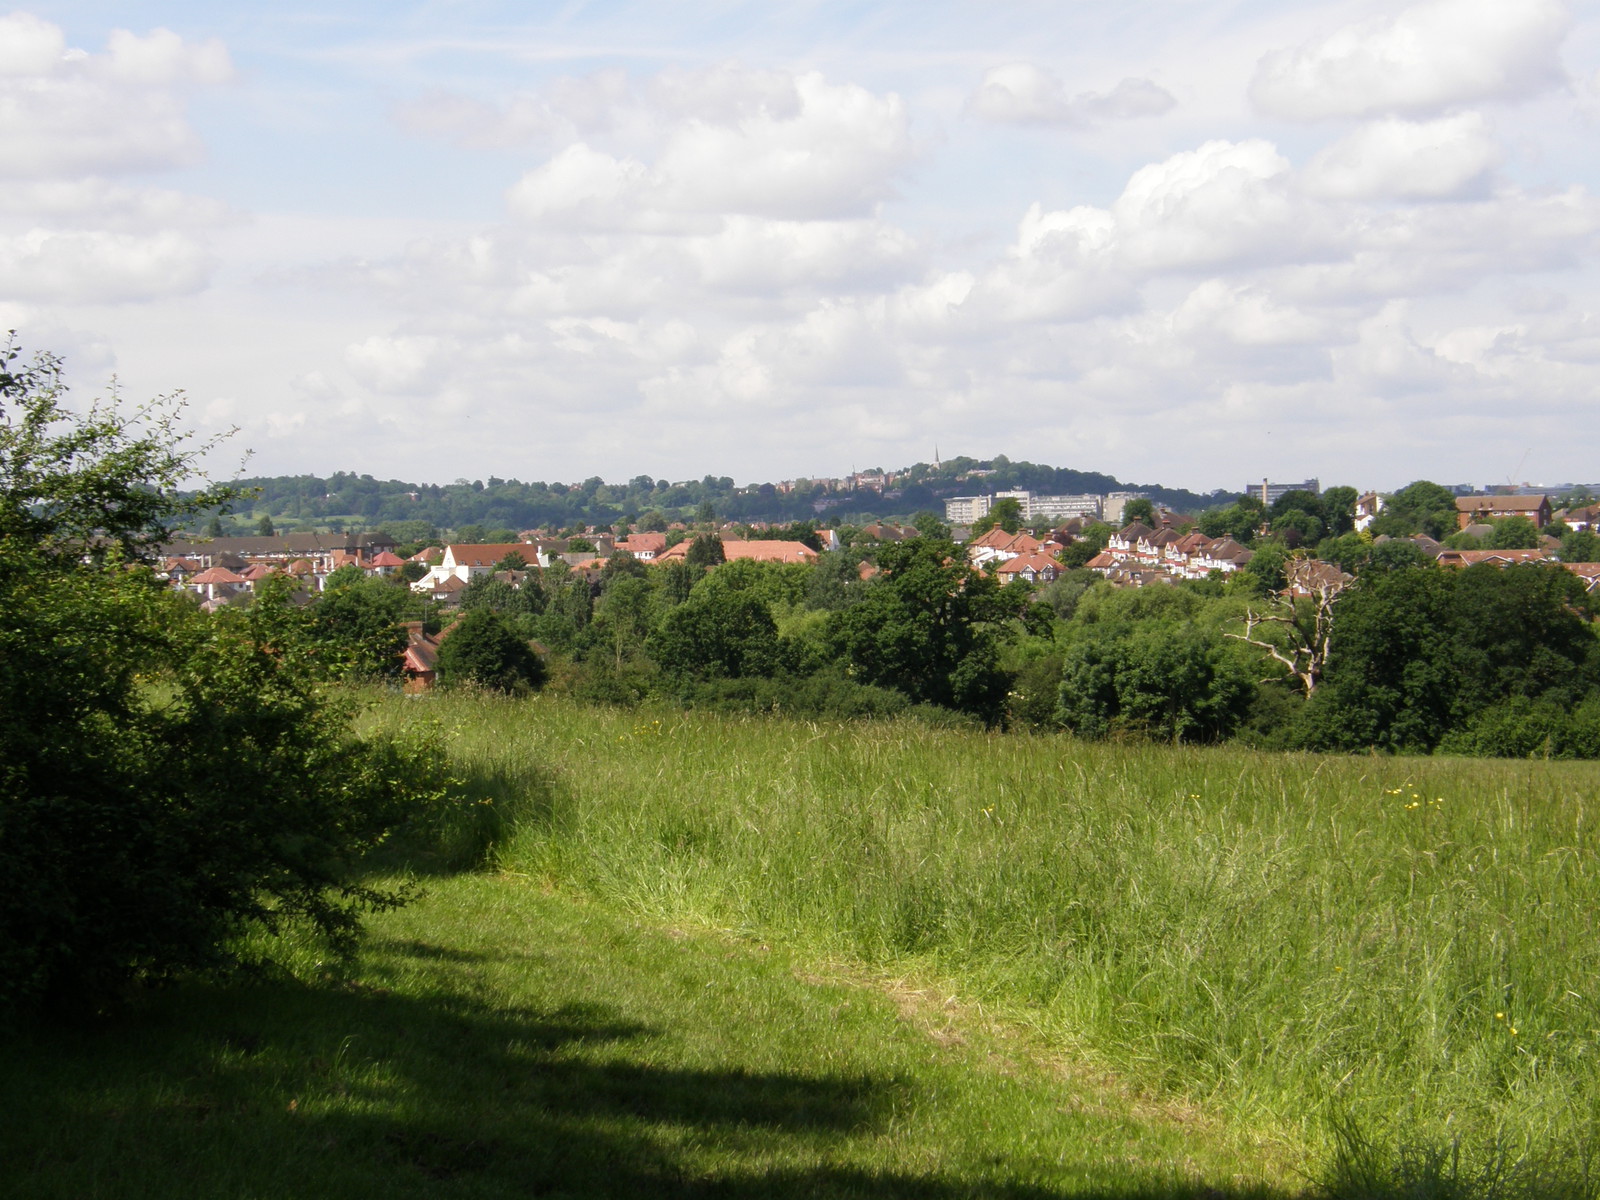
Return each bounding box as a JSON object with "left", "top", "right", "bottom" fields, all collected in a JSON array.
[{"left": 198, "top": 456, "right": 1231, "bottom": 536}]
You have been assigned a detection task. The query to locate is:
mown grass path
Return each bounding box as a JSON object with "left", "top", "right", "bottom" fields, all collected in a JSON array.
[{"left": 7, "top": 874, "right": 1297, "bottom": 1199}]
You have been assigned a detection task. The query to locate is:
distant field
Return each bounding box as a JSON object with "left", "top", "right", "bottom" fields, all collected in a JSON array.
[{"left": 372, "top": 692, "right": 1600, "bottom": 1192}]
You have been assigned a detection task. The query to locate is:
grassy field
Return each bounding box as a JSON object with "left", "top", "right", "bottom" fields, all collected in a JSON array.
[
  {"left": 7, "top": 875, "right": 1296, "bottom": 1198},
  {"left": 13, "top": 691, "right": 1600, "bottom": 1197},
  {"left": 368, "top": 692, "right": 1600, "bottom": 1194}
]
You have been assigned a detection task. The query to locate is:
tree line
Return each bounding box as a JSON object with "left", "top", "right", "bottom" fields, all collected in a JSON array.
[
  {"left": 196, "top": 457, "right": 1222, "bottom": 539},
  {"left": 324, "top": 516, "right": 1600, "bottom": 761}
]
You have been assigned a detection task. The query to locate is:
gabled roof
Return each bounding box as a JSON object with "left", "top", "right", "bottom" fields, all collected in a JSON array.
[
  {"left": 190, "top": 566, "right": 245, "bottom": 584},
  {"left": 370, "top": 550, "right": 406, "bottom": 567},
  {"left": 1436, "top": 548, "right": 1551, "bottom": 567},
  {"left": 1116, "top": 521, "right": 1154, "bottom": 541},
  {"left": 723, "top": 540, "right": 818, "bottom": 563},
  {"left": 1457, "top": 494, "right": 1548, "bottom": 513},
  {"left": 444, "top": 543, "right": 538, "bottom": 568},
  {"left": 1206, "top": 537, "right": 1251, "bottom": 561},
  {"left": 996, "top": 553, "right": 1060, "bottom": 576},
  {"left": 618, "top": 532, "right": 668, "bottom": 552}
]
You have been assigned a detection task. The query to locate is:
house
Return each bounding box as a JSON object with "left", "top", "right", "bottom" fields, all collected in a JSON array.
[
  {"left": 1561, "top": 562, "right": 1600, "bottom": 593},
  {"left": 1192, "top": 538, "right": 1253, "bottom": 574},
  {"left": 1284, "top": 558, "right": 1353, "bottom": 597},
  {"left": 419, "top": 574, "right": 467, "bottom": 604},
  {"left": 1106, "top": 522, "right": 1154, "bottom": 559},
  {"left": 1563, "top": 504, "right": 1600, "bottom": 532},
  {"left": 413, "top": 542, "right": 538, "bottom": 591},
  {"left": 401, "top": 622, "right": 442, "bottom": 691},
  {"left": 1354, "top": 492, "right": 1385, "bottom": 532},
  {"left": 994, "top": 553, "right": 1062, "bottom": 584},
  {"left": 616, "top": 532, "right": 668, "bottom": 560},
  {"left": 187, "top": 566, "right": 247, "bottom": 603},
  {"left": 1455, "top": 494, "right": 1551, "bottom": 530},
  {"left": 967, "top": 528, "right": 1041, "bottom": 566},
  {"left": 654, "top": 539, "right": 820, "bottom": 565},
  {"left": 1434, "top": 548, "right": 1551, "bottom": 568},
  {"left": 161, "top": 531, "right": 397, "bottom": 571}
]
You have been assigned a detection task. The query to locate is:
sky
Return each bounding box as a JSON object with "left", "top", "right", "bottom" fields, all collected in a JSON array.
[{"left": 4, "top": 1, "right": 1600, "bottom": 494}]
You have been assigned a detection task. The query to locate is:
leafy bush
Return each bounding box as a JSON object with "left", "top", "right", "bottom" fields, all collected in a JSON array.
[
  {"left": 436, "top": 608, "right": 549, "bottom": 693},
  {"left": 1437, "top": 696, "right": 1600, "bottom": 760},
  {"left": 1057, "top": 624, "right": 1253, "bottom": 743},
  {"left": 0, "top": 344, "right": 450, "bottom": 1014}
]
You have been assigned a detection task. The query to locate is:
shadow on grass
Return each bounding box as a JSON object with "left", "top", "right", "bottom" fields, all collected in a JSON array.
[
  {"left": 5, "top": 947, "right": 1302, "bottom": 1200},
  {"left": 367, "top": 753, "right": 559, "bottom": 877}
]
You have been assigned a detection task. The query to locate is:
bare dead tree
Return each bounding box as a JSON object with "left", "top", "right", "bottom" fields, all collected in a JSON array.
[{"left": 1226, "top": 572, "right": 1348, "bottom": 697}]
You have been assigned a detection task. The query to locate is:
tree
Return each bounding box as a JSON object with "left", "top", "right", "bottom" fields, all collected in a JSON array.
[
  {"left": 685, "top": 532, "right": 726, "bottom": 569},
  {"left": 0, "top": 342, "right": 441, "bottom": 1013},
  {"left": 1228, "top": 573, "right": 1348, "bottom": 697},
  {"left": 1122, "top": 497, "right": 1155, "bottom": 525},
  {"left": 648, "top": 590, "right": 783, "bottom": 681},
  {"left": 826, "top": 537, "right": 1011, "bottom": 723},
  {"left": 1364, "top": 540, "right": 1434, "bottom": 573},
  {"left": 436, "top": 608, "right": 548, "bottom": 692},
  {"left": 1561, "top": 529, "right": 1600, "bottom": 563},
  {"left": 1488, "top": 516, "right": 1540, "bottom": 549},
  {"left": 302, "top": 568, "right": 410, "bottom": 679},
  {"left": 1058, "top": 522, "right": 1113, "bottom": 569},
  {"left": 1240, "top": 541, "right": 1291, "bottom": 593},
  {"left": 1320, "top": 486, "right": 1358, "bottom": 536},
  {"left": 1301, "top": 562, "right": 1599, "bottom": 752},
  {"left": 1197, "top": 501, "right": 1261, "bottom": 546},
  {"left": 256, "top": 515, "right": 275, "bottom": 536},
  {"left": 1057, "top": 625, "right": 1252, "bottom": 743},
  {"left": 972, "top": 497, "right": 1023, "bottom": 535},
  {"left": 1371, "top": 480, "right": 1458, "bottom": 541}
]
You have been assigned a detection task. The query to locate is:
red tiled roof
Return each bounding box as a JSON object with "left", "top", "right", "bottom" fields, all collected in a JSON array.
[
  {"left": 190, "top": 566, "right": 246, "bottom": 584},
  {"left": 445, "top": 543, "right": 537, "bottom": 568}
]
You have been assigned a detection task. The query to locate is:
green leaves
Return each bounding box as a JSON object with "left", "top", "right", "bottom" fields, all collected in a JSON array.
[{"left": 0, "top": 343, "right": 448, "bottom": 1015}]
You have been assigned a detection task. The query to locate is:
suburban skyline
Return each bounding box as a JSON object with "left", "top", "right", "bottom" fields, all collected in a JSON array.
[{"left": 4, "top": 1, "right": 1599, "bottom": 494}]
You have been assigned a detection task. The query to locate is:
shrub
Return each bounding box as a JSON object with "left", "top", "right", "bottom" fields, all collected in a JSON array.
[
  {"left": 0, "top": 344, "right": 449, "bottom": 1014},
  {"left": 436, "top": 608, "right": 549, "bottom": 693}
]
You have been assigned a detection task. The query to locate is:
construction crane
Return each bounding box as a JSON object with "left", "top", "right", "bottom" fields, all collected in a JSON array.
[{"left": 1507, "top": 448, "right": 1531, "bottom": 492}]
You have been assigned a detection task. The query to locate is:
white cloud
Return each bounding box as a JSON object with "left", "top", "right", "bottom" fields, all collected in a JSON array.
[
  {"left": 649, "top": 72, "right": 911, "bottom": 220},
  {"left": 0, "top": 12, "right": 65, "bottom": 75},
  {"left": 0, "top": 228, "right": 213, "bottom": 302},
  {"left": 1170, "top": 279, "right": 1331, "bottom": 347},
  {"left": 0, "top": 180, "right": 232, "bottom": 230},
  {"left": 685, "top": 216, "right": 917, "bottom": 293},
  {"left": 0, "top": 15, "right": 236, "bottom": 308},
  {"left": 1302, "top": 113, "right": 1500, "bottom": 200},
  {"left": 344, "top": 334, "right": 448, "bottom": 395},
  {"left": 969, "top": 64, "right": 1176, "bottom": 127},
  {"left": 1250, "top": 0, "right": 1572, "bottom": 120},
  {"left": 0, "top": 17, "right": 231, "bottom": 179},
  {"left": 103, "top": 27, "right": 232, "bottom": 86},
  {"left": 400, "top": 62, "right": 815, "bottom": 151},
  {"left": 505, "top": 143, "right": 660, "bottom": 231}
]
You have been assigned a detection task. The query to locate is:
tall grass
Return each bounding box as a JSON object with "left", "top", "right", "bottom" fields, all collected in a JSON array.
[{"left": 372, "top": 692, "right": 1600, "bottom": 1186}]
